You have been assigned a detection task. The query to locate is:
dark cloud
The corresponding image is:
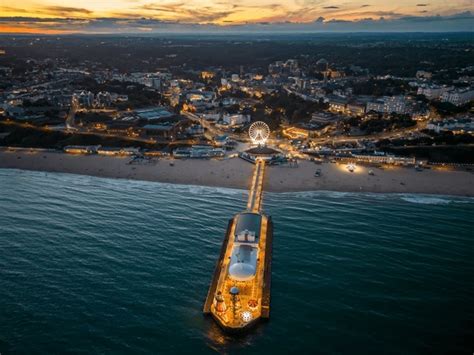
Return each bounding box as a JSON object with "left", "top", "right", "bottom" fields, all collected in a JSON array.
[
  {"left": 42, "top": 6, "right": 93, "bottom": 15},
  {"left": 323, "top": 6, "right": 339, "bottom": 9},
  {"left": 284, "top": 7, "right": 318, "bottom": 19},
  {"left": 452, "top": 10, "right": 473, "bottom": 17},
  {"left": 0, "top": 6, "right": 29, "bottom": 13},
  {"left": 361, "top": 4, "right": 370, "bottom": 7},
  {"left": 326, "top": 19, "right": 350, "bottom": 23},
  {"left": 140, "top": 3, "right": 185, "bottom": 13},
  {"left": 232, "top": 3, "right": 281, "bottom": 10},
  {"left": 0, "top": 17, "right": 81, "bottom": 23},
  {"left": 294, "top": 0, "right": 326, "bottom": 5},
  {"left": 138, "top": 2, "right": 233, "bottom": 22},
  {"left": 416, "top": 3, "right": 429, "bottom": 6},
  {"left": 314, "top": 16, "right": 325, "bottom": 23},
  {"left": 396, "top": 12, "right": 474, "bottom": 22},
  {"left": 339, "top": 10, "right": 405, "bottom": 18}
]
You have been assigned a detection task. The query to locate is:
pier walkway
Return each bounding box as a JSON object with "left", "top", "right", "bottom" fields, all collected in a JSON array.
[{"left": 246, "top": 159, "right": 266, "bottom": 213}]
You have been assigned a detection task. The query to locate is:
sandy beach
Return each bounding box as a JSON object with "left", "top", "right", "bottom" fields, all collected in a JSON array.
[{"left": 0, "top": 150, "right": 473, "bottom": 196}]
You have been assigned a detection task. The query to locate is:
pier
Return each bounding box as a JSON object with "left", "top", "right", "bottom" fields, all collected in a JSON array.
[{"left": 203, "top": 158, "right": 273, "bottom": 332}]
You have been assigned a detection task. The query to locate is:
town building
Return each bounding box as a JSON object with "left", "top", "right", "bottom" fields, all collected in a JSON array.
[
  {"left": 222, "top": 114, "right": 250, "bottom": 126},
  {"left": 426, "top": 117, "right": 474, "bottom": 133},
  {"left": 315, "top": 58, "right": 329, "bottom": 72},
  {"left": 328, "top": 96, "right": 347, "bottom": 113},
  {"left": 135, "top": 107, "right": 174, "bottom": 121},
  {"left": 417, "top": 86, "right": 452, "bottom": 100},
  {"left": 367, "top": 96, "right": 409, "bottom": 114},
  {"left": 416, "top": 71, "right": 433, "bottom": 80},
  {"left": 441, "top": 88, "right": 474, "bottom": 106}
]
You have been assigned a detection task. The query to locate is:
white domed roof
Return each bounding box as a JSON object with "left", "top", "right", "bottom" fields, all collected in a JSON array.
[
  {"left": 229, "top": 262, "right": 256, "bottom": 281},
  {"left": 228, "top": 244, "right": 258, "bottom": 281}
]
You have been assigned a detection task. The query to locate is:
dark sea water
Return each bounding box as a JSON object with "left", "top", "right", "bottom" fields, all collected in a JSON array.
[{"left": 0, "top": 169, "right": 473, "bottom": 354}]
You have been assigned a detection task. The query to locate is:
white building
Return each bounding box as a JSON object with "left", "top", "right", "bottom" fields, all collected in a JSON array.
[
  {"left": 366, "top": 96, "right": 409, "bottom": 114},
  {"left": 222, "top": 114, "right": 250, "bottom": 126},
  {"left": 417, "top": 86, "right": 452, "bottom": 100},
  {"left": 186, "top": 91, "right": 215, "bottom": 103},
  {"left": 427, "top": 118, "right": 474, "bottom": 133},
  {"left": 198, "top": 113, "right": 221, "bottom": 121},
  {"left": 73, "top": 91, "right": 94, "bottom": 108},
  {"left": 366, "top": 100, "right": 385, "bottom": 113},
  {"left": 231, "top": 74, "right": 240, "bottom": 82},
  {"left": 95, "top": 91, "right": 112, "bottom": 107},
  {"left": 441, "top": 89, "right": 474, "bottom": 106},
  {"left": 383, "top": 96, "right": 408, "bottom": 114},
  {"left": 416, "top": 71, "right": 432, "bottom": 80}
]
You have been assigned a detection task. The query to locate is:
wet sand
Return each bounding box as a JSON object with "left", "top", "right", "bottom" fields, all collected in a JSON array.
[{"left": 1, "top": 150, "right": 473, "bottom": 196}]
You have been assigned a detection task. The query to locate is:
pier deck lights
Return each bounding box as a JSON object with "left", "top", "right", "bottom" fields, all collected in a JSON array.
[{"left": 241, "top": 311, "right": 253, "bottom": 323}]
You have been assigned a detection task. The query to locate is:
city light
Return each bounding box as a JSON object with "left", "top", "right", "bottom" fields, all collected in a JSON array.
[
  {"left": 347, "top": 163, "right": 356, "bottom": 172},
  {"left": 241, "top": 311, "right": 253, "bottom": 323},
  {"left": 249, "top": 121, "right": 270, "bottom": 146}
]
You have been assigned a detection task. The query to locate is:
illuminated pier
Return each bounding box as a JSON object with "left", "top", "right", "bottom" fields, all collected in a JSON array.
[{"left": 203, "top": 157, "right": 273, "bottom": 332}]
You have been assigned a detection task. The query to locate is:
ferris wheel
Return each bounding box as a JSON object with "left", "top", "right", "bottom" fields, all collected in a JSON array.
[{"left": 248, "top": 121, "right": 270, "bottom": 145}]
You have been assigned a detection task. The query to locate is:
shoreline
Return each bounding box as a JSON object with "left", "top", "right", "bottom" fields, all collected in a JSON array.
[{"left": 1, "top": 150, "right": 473, "bottom": 196}]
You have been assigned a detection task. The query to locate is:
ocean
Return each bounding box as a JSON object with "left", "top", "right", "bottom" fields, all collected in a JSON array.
[{"left": 0, "top": 169, "right": 473, "bottom": 354}]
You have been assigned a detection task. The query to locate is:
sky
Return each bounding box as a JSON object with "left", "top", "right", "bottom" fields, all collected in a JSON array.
[{"left": 0, "top": 0, "right": 473, "bottom": 34}]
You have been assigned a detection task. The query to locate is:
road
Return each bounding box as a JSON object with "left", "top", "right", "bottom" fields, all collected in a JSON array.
[
  {"left": 181, "top": 111, "right": 216, "bottom": 140},
  {"left": 1, "top": 120, "right": 158, "bottom": 145},
  {"left": 310, "top": 120, "right": 429, "bottom": 145},
  {"left": 65, "top": 99, "right": 77, "bottom": 130}
]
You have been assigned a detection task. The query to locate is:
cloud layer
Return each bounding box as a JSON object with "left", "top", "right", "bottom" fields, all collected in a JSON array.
[{"left": 0, "top": 1, "right": 473, "bottom": 33}]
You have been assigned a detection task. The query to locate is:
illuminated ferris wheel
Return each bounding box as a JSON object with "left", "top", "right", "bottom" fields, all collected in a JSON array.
[{"left": 248, "top": 121, "right": 270, "bottom": 145}]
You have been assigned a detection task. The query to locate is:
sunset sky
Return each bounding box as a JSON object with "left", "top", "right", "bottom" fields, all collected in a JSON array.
[{"left": 1, "top": 0, "right": 473, "bottom": 33}]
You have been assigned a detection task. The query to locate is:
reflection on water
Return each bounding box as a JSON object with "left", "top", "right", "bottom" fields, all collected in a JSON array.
[{"left": 204, "top": 318, "right": 267, "bottom": 353}]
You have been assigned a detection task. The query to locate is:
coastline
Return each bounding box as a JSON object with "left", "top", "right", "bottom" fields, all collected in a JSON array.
[{"left": 1, "top": 150, "right": 473, "bottom": 196}]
